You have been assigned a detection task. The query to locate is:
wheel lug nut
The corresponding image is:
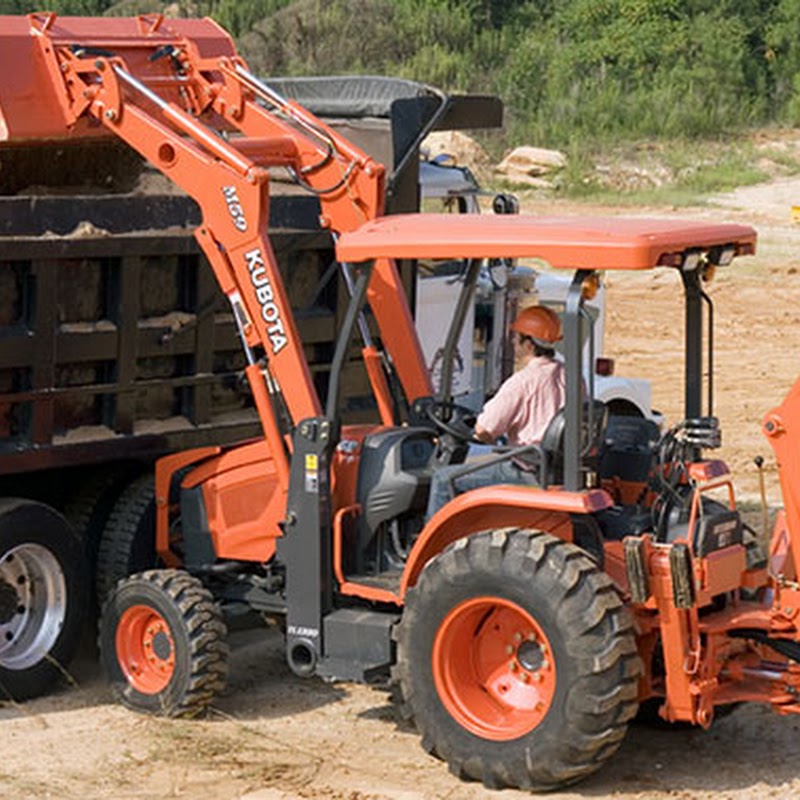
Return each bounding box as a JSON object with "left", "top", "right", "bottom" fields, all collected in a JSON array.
[
  {"left": 505, "top": 645, "right": 514, "bottom": 655},
  {"left": 514, "top": 632, "right": 522, "bottom": 642},
  {"left": 520, "top": 672, "right": 530, "bottom": 683},
  {"left": 541, "top": 659, "right": 550, "bottom": 670},
  {"left": 509, "top": 661, "right": 517, "bottom": 671}
]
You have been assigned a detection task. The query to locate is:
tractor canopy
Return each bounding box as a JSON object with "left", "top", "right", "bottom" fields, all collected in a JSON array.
[
  {"left": 337, "top": 212, "right": 758, "bottom": 491},
  {"left": 335, "top": 213, "right": 756, "bottom": 270}
]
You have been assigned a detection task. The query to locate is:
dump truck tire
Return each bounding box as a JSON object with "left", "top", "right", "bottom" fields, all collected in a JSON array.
[
  {"left": 0, "top": 500, "right": 87, "bottom": 701},
  {"left": 99, "top": 569, "right": 228, "bottom": 717},
  {"left": 64, "top": 468, "right": 139, "bottom": 610},
  {"left": 96, "top": 474, "right": 157, "bottom": 602},
  {"left": 393, "top": 529, "right": 640, "bottom": 791}
]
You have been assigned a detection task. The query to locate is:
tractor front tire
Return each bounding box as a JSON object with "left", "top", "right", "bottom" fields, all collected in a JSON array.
[
  {"left": 393, "top": 529, "right": 640, "bottom": 791},
  {"left": 99, "top": 569, "right": 228, "bottom": 717}
]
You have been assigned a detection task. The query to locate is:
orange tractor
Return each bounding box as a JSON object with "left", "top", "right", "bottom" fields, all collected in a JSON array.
[{"left": 2, "top": 13, "right": 800, "bottom": 792}]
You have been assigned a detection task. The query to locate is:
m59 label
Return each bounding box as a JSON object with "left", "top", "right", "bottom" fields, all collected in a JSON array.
[
  {"left": 245, "top": 248, "right": 288, "bottom": 354},
  {"left": 222, "top": 185, "right": 247, "bottom": 232}
]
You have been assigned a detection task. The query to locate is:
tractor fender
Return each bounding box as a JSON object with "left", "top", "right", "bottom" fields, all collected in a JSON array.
[{"left": 399, "top": 484, "right": 613, "bottom": 598}]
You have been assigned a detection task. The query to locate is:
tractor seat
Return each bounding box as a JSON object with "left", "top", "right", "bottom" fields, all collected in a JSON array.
[
  {"left": 538, "top": 400, "right": 608, "bottom": 487},
  {"left": 599, "top": 415, "right": 660, "bottom": 483}
]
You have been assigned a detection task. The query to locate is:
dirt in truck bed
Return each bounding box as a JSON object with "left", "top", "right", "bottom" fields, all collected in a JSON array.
[
  {"left": 0, "top": 142, "right": 147, "bottom": 197},
  {"left": 2, "top": 184, "right": 800, "bottom": 799}
]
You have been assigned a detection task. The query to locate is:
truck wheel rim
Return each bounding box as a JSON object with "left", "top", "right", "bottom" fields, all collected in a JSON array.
[
  {"left": 116, "top": 605, "right": 176, "bottom": 694},
  {"left": 0, "top": 544, "right": 67, "bottom": 670},
  {"left": 432, "top": 596, "right": 555, "bottom": 741}
]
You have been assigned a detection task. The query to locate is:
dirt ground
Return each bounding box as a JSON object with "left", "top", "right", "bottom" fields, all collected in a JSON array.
[{"left": 3, "top": 182, "right": 800, "bottom": 800}]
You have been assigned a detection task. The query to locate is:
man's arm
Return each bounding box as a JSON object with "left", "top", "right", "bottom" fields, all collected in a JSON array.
[{"left": 475, "top": 374, "right": 521, "bottom": 444}]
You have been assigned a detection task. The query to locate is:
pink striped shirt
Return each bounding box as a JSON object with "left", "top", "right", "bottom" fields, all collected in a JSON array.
[{"left": 477, "top": 356, "right": 566, "bottom": 446}]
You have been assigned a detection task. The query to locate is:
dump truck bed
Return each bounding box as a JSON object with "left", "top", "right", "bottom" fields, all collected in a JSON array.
[{"left": 0, "top": 190, "right": 337, "bottom": 475}]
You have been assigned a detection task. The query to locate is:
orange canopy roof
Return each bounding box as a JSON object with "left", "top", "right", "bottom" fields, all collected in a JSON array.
[{"left": 335, "top": 213, "right": 757, "bottom": 269}]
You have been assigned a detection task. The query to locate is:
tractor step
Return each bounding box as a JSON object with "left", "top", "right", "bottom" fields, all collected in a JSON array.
[
  {"left": 344, "top": 568, "right": 403, "bottom": 594},
  {"left": 317, "top": 607, "right": 398, "bottom": 683}
]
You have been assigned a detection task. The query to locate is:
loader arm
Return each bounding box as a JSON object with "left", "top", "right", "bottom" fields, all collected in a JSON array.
[{"left": 21, "top": 14, "right": 431, "bottom": 434}]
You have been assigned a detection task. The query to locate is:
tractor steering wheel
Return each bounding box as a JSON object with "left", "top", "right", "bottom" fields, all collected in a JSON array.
[{"left": 425, "top": 400, "right": 483, "bottom": 445}]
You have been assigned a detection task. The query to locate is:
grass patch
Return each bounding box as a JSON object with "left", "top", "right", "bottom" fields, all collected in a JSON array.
[
  {"left": 547, "top": 137, "right": 777, "bottom": 206},
  {"left": 757, "top": 146, "right": 800, "bottom": 174}
]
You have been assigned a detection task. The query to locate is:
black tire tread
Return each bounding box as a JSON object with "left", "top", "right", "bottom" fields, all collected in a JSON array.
[
  {"left": 393, "top": 529, "right": 640, "bottom": 791},
  {"left": 62, "top": 469, "right": 129, "bottom": 542},
  {"left": 96, "top": 474, "right": 155, "bottom": 601},
  {"left": 102, "top": 569, "right": 228, "bottom": 717},
  {"left": 63, "top": 468, "right": 140, "bottom": 613}
]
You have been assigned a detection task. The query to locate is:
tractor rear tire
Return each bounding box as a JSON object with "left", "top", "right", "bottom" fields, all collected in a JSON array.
[
  {"left": 393, "top": 529, "right": 640, "bottom": 791},
  {"left": 99, "top": 569, "right": 228, "bottom": 717},
  {"left": 0, "top": 500, "right": 87, "bottom": 701}
]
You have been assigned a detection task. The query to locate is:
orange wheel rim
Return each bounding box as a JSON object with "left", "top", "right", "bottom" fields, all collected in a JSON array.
[
  {"left": 432, "top": 596, "right": 555, "bottom": 741},
  {"left": 115, "top": 605, "right": 176, "bottom": 694}
]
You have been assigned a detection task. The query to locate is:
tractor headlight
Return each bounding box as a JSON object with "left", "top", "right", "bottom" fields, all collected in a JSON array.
[{"left": 681, "top": 251, "right": 702, "bottom": 272}]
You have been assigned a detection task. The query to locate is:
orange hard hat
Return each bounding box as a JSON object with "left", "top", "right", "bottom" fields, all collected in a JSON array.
[{"left": 511, "top": 306, "right": 563, "bottom": 346}]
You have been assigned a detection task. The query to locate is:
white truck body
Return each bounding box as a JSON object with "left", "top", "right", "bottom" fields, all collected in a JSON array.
[{"left": 416, "top": 156, "right": 659, "bottom": 422}]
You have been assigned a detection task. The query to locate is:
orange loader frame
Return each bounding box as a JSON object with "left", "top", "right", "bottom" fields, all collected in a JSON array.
[{"left": 1, "top": 11, "right": 437, "bottom": 569}]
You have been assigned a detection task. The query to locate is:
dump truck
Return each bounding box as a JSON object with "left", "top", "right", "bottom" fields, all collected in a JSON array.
[{"left": 3, "top": 13, "right": 800, "bottom": 794}]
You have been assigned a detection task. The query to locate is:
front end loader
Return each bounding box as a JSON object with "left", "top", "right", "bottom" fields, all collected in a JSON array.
[{"left": 4, "top": 13, "right": 800, "bottom": 793}]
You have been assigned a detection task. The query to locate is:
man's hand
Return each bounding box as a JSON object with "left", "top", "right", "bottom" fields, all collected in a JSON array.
[{"left": 473, "top": 423, "right": 495, "bottom": 444}]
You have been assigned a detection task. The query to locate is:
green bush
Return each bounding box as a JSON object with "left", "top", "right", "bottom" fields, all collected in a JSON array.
[{"left": 4, "top": 0, "right": 800, "bottom": 151}]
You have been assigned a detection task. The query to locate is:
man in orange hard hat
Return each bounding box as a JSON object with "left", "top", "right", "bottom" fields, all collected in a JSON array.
[{"left": 425, "top": 305, "right": 567, "bottom": 520}]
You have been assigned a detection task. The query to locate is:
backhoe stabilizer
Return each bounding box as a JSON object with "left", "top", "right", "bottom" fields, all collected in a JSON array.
[{"left": 763, "top": 376, "right": 800, "bottom": 585}]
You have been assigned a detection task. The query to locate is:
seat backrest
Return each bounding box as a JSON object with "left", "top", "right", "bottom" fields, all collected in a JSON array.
[
  {"left": 599, "top": 414, "right": 661, "bottom": 482},
  {"left": 540, "top": 400, "right": 608, "bottom": 486}
]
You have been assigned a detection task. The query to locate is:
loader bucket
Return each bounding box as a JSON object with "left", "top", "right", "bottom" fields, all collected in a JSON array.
[
  {"left": 0, "top": 14, "right": 237, "bottom": 194},
  {"left": 0, "top": 14, "right": 237, "bottom": 143}
]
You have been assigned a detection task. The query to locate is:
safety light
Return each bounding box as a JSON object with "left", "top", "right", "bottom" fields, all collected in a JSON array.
[
  {"left": 581, "top": 272, "right": 600, "bottom": 300},
  {"left": 595, "top": 357, "right": 615, "bottom": 376},
  {"left": 716, "top": 245, "right": 736, "bottom": 266}
]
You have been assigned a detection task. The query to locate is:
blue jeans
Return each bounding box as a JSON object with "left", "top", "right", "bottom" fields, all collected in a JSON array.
[{"left": 425, "top": 455, "right": 539, "bottom": 522}]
